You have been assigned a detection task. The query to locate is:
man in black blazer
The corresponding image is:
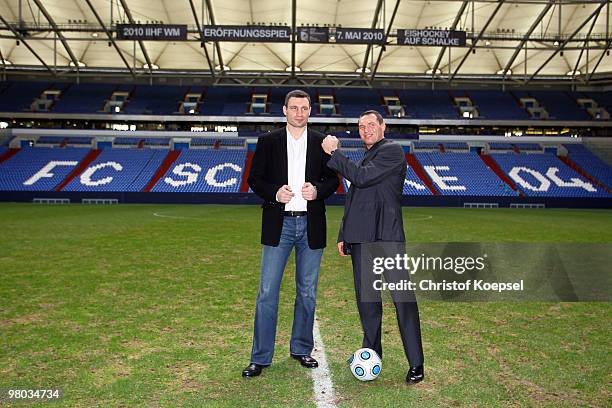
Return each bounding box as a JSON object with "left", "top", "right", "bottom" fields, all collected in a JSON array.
[
  {"left": 242, "top": 90, "right": 339, "bottom": 378},
  {"left": 322, "top": 110, "right": 425, "bottom": 384}
]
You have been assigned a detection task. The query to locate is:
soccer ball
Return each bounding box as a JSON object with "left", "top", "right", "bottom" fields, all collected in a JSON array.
[{"left": 348, "top": 348, "right": 382, "bottom": 381}]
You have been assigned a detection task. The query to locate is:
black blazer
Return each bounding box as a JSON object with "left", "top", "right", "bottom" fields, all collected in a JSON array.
[
  {"left": 247, "top": 128, "right": 339, "bottom": 249},
  {"left": 327, "top": 139, "right": 406, "bottom": 244}
]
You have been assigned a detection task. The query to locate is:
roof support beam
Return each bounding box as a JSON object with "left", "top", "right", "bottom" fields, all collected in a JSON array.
[
  {"left": 450, "top": 0, "right": 505, "bottom": 82},
  {"left": 361, "top": 0, "right": 384, "bottom": 74},
  {"left": 291, "top": 0, "right": 296, "bottom": 76},
  {"left": 431, "top": 1, "right": 469, "bottom": 78},
  {"left": 0, "top": 14, "right": 54, "bottom": 74},
  {"left": 84, "top": 0, "right": 134, "bottom": 76},
  {"left": 370, "top": 0, "right": 401, "bottom": 82},
  {"left": 204, "top": 0, "right": 224, "bottom": 70},
  {"left": 118, "top": 0, "right": 153, "bottom": 73},
  {"left": 502, "top": 1, "right": 554, "bottom": 78},
  {"left": 587, "top": 40, "right": 611, "bottom": 82},
  {"left": 32, "top": 0, "right": 80, "bottom": 72},
  {"left": 572, "top": 5, "right": 602, "bottom": 78},
  {"left": 188, "top": 0, "right": 215, "bottom": 77},
  {"left": 527, "top": 1, "right": 607, "bottom": 83}
]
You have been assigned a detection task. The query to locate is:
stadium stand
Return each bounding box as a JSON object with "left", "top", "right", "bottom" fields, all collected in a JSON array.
[
  {"left": 415, "top": 152, "right": 519, "bottom": 196},
  {"left": 489, "top": 142, "right": 516, "bottom": 151},
  {"left": 52, "top": 83, "right": 116, "bottom": 113},
  {"left": 399, "top": 90, "right": 458, "bottom": 119},
  {"left": 62, "top": 148, "right": 168, "bottom": 192},
  {"left": 114, "top": 137, "right": 143, "bottom": 147},
  {"left": 0, "top": 81, "right": 51, "bottom": 112},
  {"left": 404, "top": 164, "right": 433, "bottom": 196},
  {"left": 151, "top": 149, "right": 247, "bottom": 193},
  {"left": 0, "top": 147, "right": 90, "bottom": 191},
  {"left": 563, "top": 144, "right": 612, "bottom": 189},
  {"left": 530, "top": 91, "right": 591, "bottom": 121},
  {"left": 200, "top": 87, "right": 251, "bottom": 116},
  {"left": 490, "top": 152, "right": 609, "bottom": 197},
  {"left": 66, "top": 137, "right": 93, "bottom": 146},
  {"left": 143, "top": 138, "right": 171, "bottom": 148},
  {"left": 441, "top": 142, "right": 469, "bottom": 151},
  {"left": 36, "top": 136, "right": 66, "bottom": 146},
  {"left": 468, "top": 90, "right": 528, "bottom": 120},
  {"left": 124, "top": 86, "right": 189, "bottom": 115},
  {"left": 0, "top": 81, "right": 609, "bottom": 122},
  {"left": 335, "top": 88, "right": 383, "bottom": 117},
  {"left": 413, "top": 141, "right": 441, "bottom": 150},
  {"left": 339, "top": 139, "right": 365, "bottom": 148},
  {"left": 513, "top": 143, "right": 542, "bottom": 151}
]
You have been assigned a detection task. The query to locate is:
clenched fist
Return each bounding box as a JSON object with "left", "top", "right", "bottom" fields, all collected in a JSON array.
[
  {"left": 301, "top": 182, "right": 317, "bottom": 201},
  {"left": 276, "top": 185, "right": 295, "bottom": 203},
  {"left": 322, "top": 135, "right": 339, "bottom": 155}
]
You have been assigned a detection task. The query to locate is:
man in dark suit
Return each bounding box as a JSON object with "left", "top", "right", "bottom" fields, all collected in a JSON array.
[
  {"left": 242, "top": 90, "right": 339, "bottom": 378},
  {"left": 322, "top": 110, "right": 425, "bottom": 384}
]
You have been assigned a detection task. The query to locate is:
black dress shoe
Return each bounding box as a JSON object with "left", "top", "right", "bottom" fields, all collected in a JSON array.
[
  {"left": 242, "top": 363, "right": 266, "bottom": 378},
  {"left": 291, "top": 354, "right": 319, "bottom": 368},
  {"left": 406, "top": 365, "right": 424, "bottom": 384}
]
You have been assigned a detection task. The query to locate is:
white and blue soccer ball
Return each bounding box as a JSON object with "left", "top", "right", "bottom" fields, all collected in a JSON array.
[{"left": 348, "top": 348, "right": 382, "bottom": 381}]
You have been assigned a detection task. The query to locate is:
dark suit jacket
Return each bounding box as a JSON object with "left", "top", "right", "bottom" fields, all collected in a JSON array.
[
  {"left": 247, "top": 128, "right": 339, "bottom": 249},
  {"left": 327, "top": 139, "right": 406, "bottom": 244}
]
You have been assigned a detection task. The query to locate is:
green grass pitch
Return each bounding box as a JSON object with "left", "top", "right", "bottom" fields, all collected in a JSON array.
[{"left": 1, "top": 203, "right": 610, "bottom": 407}]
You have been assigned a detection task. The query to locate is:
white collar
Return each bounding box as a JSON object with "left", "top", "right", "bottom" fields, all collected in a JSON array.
[{"left": 286, "top": 127, "right": 307, "bottom": 143}]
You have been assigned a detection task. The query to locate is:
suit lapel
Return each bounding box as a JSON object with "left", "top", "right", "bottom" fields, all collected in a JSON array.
[
  {"left": 277, "top": 129, "right": 288, "bottom": 184},
  {"left": 305, "top": 131, "right": 318, "bottom": 181}
]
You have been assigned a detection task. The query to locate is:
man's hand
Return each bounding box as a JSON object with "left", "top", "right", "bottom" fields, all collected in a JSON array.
[
  {"left": 337, "top": 242, "right": 348, "bottom": 257},
  {"left": 276, "top": 185, "right": 294, "bottom": 203},
  {"left": 301, "top": 182, "right": 317, "bottom": 201},
  {"left": 322, "top": 135, "right": 339, "bottom": 155}
]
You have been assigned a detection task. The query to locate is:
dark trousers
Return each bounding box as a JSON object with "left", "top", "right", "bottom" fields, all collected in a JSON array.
[{"left": 350, "top": 243, "right": 424, "bottom": 367}]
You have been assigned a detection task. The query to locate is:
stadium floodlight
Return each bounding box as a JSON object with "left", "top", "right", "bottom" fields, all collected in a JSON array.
[
  {"left": 142, "top": 63, "right": 159, "bottom": 70},
  {"left": 0, "top": 121, "right": 9, "bottom": 129},
  {"left": 355, "top": 68, "right": 371, "bottom": 73},
  {"left": 285, "top": 66, "right": 301, "bottom": 72},
  {"left": 114, "top": 106, "right": 121, "bottom": 113},
  {"left": 496, "top": 69, "right": 511, "bottom": 75},
  {"left": 566, "top": 70, "right": 581, "bottom": 76},
  {"left": 425, "top": 68, "right": 441, "bottom": 75},
  {"left": 0, "top": 58, "right": 12, "bottom": 65},
  {"left": 91, "top": 32, "right": 99, "bottom": 38},
  {"left": 214, "top": 65, "right": 231, "bottom": 71}
]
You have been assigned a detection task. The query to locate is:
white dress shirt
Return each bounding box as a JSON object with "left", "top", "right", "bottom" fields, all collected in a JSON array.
[{"left": 284, "top": 127, "right": 308, "bottom": 211}]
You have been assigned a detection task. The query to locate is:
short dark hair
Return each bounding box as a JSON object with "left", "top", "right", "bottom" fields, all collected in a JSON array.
[
  {"left": 359, "top": 110, "right": 384, "bottom": 124},
  {"left": 284, "top": 89, "right": 311, "bottom": 107}
]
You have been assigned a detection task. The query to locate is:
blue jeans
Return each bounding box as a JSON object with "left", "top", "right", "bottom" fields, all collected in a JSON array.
[{"left": 250, "top": 215, "right": 323, "bottom": 365}]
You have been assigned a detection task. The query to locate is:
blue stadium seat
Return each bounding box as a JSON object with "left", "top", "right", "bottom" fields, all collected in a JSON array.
[
  {"left": 563, "top": 144, "right": 612, "bottom": 188},
  {"left": 468, "top": 90, "right": 527, "bottom": 120},
  {"left": 415, "top": 152, "right": 518, "bottom": 196},
  {"left": 530, "top": 91, "right": 590, "bottom": 120},
  {"left": 52, "top": 83, "right": 116, "bottom": 113},
  {"left": 151, "top": 149, "right": 247, "bottom": 193},
  {"left": 0, "top": 81, "right": 51, "bottom": 112},
  {"left": 490, "top": 152, "right": 609, "bottom": 197},
  {"left": 63, "top": 149, "right": 168, "bottom": 192},
  {"left": 0, "top": 147, "right": 90, "bottom": 191}
]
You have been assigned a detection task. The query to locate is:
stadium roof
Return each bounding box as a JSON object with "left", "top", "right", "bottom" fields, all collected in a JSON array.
[{"left": 0, "top": 0, "right": 610, "bottom": 85}]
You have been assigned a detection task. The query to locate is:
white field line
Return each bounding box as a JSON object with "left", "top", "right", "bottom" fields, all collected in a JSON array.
[{"left": 311, "top": 314, "right": 337, "bottom": 408}]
